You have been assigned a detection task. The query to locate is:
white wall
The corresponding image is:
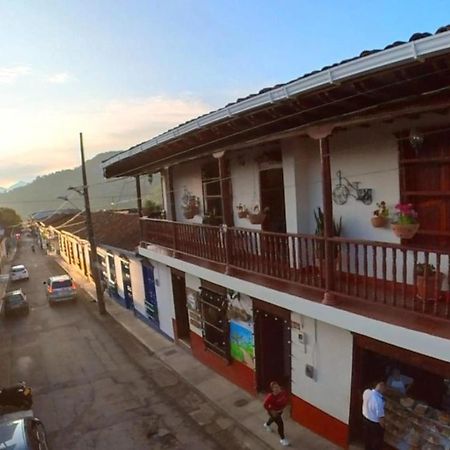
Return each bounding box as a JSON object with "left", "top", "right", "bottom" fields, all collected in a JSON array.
[
  {"left": 153, "top": 261, "right": 176, "bottom": 339},
  {"left": 330, "top": 127, "right": 400, "bottom": 242},
  {"left": 229, "top": 152, "right": 262, "bottom": 230},
  {"left": 172, "top": 160, "right": 203, "bottom": 223},
  {"left": 281, "top": 137, "right": 321, "bottom": 234},
  {"left": 129, "top": 257, "right": 146, "bottom": 315},
  {"left": 113, "top": 254, "right": 124, "bottom": 298},
  {"left": 291, "top": 313, "right": 353, "bottom": 424}
]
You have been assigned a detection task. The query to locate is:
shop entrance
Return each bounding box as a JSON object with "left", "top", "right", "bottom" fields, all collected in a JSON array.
[
  {"left": 349, "top": 335, "right": 450, "bottom": 448},
  {"left": 171, "top": 270, "right": 190, "bottom": 344},
  {"left": 254, "top": 299, "right": 291, "bottom": 392}
]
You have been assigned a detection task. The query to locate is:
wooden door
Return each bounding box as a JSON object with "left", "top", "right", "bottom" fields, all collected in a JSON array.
[
  {"left": 254, "top": 299, "right": 291, "bottom": 392},
  {"left": 260, "top": 167, "right": 286, "bottom": 233},
  {"left": 171, "top": 270, "right": 190, "bottom": 342}
]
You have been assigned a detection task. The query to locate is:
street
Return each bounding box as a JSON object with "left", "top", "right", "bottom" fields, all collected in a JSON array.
[{"left": 0, "top": 238, "right": 264, "bottom": 450}]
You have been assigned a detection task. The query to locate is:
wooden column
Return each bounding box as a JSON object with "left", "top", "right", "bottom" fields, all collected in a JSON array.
[
  {"left": 135, "top": 176, "right": 143, "bottom": 217},
  {"left": 167, "top": 167, "right": 177, "bottom": 221},
  {"left": 217, "top": 154, "right": 234, "bottom": 227},
  {"left": 320, "top": 136, "right": 335, "bottom": 303}
]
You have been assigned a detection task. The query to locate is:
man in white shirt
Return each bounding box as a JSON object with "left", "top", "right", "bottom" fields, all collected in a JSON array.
[{"left": 362, "top": 382, "right": 386, "bottom": 450}]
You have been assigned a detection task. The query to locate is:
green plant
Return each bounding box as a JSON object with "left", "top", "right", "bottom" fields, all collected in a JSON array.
[
  {"left": 415, "top": 263, "right": 436, "bottom": 277},
  {"left": 313, "top": 207, "right": 342, "bottom": 236},
  {"left": 143, "top": 199, "right": 161, "bottom": 213},
  {"left": 392, "top": 203, "right": 418, "bottom": 225},
  {"left": 373, "top": 201, "right": 389, "bottom": 218}
]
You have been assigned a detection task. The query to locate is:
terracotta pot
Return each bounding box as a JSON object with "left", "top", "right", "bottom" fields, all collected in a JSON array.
[
  {"left": 237, "top": 209, "right": 248, "bottom": 219},
  {"left": 416, "top": 273, "right": 443, "bottom": 301},
  {"left": 392, "top": 223, "right": 419, "bottom": 239},
  {"left": 248, "top": 206, "right": 265, "bottom": 225},
  {"left": 371, "top": 216, "right": 388, "bottom": 228}
]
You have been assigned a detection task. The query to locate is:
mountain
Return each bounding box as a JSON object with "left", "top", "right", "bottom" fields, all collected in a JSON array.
[
  {"left": 0, "top": 151, "right": 162, "bottom": 218},
  {"left": 0, "top": 187, "right": 6, "bottom": 194},
  {"left": 8, "top": 181, "right": 29, "bottom": 191}
]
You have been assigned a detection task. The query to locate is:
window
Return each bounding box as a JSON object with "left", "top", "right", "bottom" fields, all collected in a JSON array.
[{"left": 201, "top": 161, "right": 223, "bottom": 225}]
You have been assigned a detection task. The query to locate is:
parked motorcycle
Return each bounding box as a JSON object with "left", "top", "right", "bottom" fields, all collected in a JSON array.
[{"left": 0, "top": 382, "right": 33, "bottom": 414}]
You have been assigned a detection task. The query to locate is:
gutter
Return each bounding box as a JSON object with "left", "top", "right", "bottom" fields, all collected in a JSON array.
[{"left": 103, "top": 30, "right": 450, "bottom": 171}]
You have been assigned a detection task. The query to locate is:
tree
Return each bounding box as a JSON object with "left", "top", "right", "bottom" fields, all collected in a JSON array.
[{"left": 0, "top": 207, "right": 22, "bottom": 228}]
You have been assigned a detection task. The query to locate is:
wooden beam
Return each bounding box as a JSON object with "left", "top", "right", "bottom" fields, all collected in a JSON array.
[{"left": 168, "top": 166, "right": 177, "bottom": 221}]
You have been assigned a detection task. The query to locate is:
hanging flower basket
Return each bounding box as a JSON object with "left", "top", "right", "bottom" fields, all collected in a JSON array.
[
  {"left": 391, "top": 203, "right": 419, "bottom": 239},
  {"left": 371, "top": 216, "right": 388, "bottom": 228},
  {"left": 248, "top": 206, "right": 265, "bottom": 224},
  {"left": 236, "top": 203, "right": 248, "bottom": 219},
  {"left": 183, "top": 204, "right": 200, "bottom": 220},
  {"left": 392, "top": 223, "right": 419, "bottom": 239}
]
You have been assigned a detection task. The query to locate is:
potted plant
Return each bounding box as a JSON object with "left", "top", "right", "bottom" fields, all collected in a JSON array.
[
  {"left": 181, "top": 189, "right": 200, "bottom": 219},
  {"left": 236, "top": 203, "right": 248, "bottom": 219},
  {"left": 371, "top": 201, "right": 389, "bottom": 228},
  {"left": 314, "top": 207, "right": 342, "bottom": 274},
  {"left": 391, "top": 203, "right": 419, "bottom": 239},
  {"left": 415, "top": 263, "right": 443, "bottom": 301},
  {"left": 247, "top": 205, "right": 265, "bottom": 225}
]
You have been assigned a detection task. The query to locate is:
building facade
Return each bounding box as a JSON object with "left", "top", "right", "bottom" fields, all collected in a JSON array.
[{"left": 101, "top": 28, "right": 450, "bottom": 448}]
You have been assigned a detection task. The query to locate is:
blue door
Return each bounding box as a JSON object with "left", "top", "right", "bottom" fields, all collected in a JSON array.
[{"left": 142, "top": 264, "right": 159, "bottom": 325}]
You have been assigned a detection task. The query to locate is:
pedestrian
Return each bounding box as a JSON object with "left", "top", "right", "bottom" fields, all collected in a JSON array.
[
  {"left": 263, "top": 381, "right": 290, "bottom": 447},
  {"left": 362, "top": 381, "right": 386, "bottom": 450}
]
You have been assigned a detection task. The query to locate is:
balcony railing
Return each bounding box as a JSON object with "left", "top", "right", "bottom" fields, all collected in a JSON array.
[{"left": 141, "top": 218, "right": 450, "bottom": 320}]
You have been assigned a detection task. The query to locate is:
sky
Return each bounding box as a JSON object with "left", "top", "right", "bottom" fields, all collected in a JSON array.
[{"left": 0, "top": 0, "right": 449, "bottom": 187}]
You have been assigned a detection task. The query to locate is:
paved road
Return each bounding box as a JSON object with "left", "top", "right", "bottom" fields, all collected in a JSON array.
[{"left": 0, "top": 238, "right": 262, "bottom": 450}]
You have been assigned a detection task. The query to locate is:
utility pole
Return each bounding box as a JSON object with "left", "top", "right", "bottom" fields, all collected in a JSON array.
[{"left": 79, "top": 132, "right": 106, "bottom": 315}]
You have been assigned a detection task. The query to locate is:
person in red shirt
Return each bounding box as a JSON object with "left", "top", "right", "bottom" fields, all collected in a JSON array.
[{"left": 263, "top": 381, "right": 290, "bottom": 446}]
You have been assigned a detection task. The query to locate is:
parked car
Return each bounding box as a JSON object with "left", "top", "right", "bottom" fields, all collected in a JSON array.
[
  {"left": 10, "top": 265, "right": 29, "bottom": 282},
  {"left": 0, "top": 411, "right": 49, "bottom": 449},
  {"left": 45, "top": 275, "right": 77, "bottom": 305},
  {"left": 3, "top": 290, "right": 29, "bottom": 317}
]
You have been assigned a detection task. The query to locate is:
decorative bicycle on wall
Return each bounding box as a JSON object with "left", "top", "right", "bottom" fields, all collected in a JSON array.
[{"left": 332, "top": 170, "right": 373, "bottom": 205}]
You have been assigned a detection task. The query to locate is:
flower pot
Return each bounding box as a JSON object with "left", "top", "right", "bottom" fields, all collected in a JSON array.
[
  {"left": 183, "top": 206, "right": 199, "bottom": 220},
  {"left": 416, "top": 273, "right": 443, "bottom": 301},
  {"left": 248, "top": 206, "right": 265, "bottom": 225},
  {"left": 392, "top": 223, "right": 419, "bottom": 239},
  {"left": 371, "top": 216, "right": 388, "bottom": 228},
  {"left": 237, "top": 209, "right": 248, "bottom": 219}
]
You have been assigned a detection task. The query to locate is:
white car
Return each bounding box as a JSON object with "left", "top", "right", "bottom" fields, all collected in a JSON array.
[{"left": 10, "top": 265, "right": 29, "bottom": 282}]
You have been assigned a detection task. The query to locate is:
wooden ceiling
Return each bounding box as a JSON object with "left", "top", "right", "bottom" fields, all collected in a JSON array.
[{"left": 104, "top": 53, "right": 450, "bottom": 179}]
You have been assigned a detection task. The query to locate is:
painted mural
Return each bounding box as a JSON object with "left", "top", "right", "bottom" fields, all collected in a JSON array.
[{"left": 228, "top": 291, "right": 255, "bottom": 369}]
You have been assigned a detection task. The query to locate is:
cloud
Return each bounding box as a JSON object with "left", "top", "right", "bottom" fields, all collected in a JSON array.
[
  {"left": 0, "top": 95, "right": 212, "bottom": 185},
  {"left": 0, "top": 65, "right": 32, "bottom": 84},
  {"left": 47, "top": 72, "right": 73, "bottom": 84}
]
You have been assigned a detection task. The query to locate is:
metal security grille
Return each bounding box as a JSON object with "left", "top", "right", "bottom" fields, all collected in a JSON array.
[{"left": 198, "top": 288, "right": 230, "bottom": 361}]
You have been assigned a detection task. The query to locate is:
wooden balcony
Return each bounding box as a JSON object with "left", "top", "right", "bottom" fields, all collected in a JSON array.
[{"left": 141, "top": 218, "right": 450, "bottom": 337}]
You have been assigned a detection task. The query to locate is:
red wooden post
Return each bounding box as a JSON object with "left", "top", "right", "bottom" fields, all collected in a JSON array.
[
  {"left": 319, "top": 135, "right": 336, "bottom": 304},
  {"left": 167, "top": 167, "right": 177, "bottom": 221},
  {"left": 217, "top": 154, "right": 234, "bottom": 227}
]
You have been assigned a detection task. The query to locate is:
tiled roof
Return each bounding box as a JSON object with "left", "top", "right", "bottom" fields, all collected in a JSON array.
[
  {"left": 103, "top": 24, "right": 450, "bottom": 166},
  {"left": 45, "top": 211, "right": 141, "bottom": 251}
]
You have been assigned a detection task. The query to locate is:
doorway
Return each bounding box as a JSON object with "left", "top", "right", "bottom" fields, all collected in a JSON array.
[
  {"left": 120, "top": 259, "right": 134, "bottom": 310},
  {"left": 171, "top": 270, "right": 190, "bottom": 344},
  {"left": 260, "top": 167, "right": 286, "bottom": 233},
  {"left": 254, "top": 299, "right": 291, "bottom": 392}
]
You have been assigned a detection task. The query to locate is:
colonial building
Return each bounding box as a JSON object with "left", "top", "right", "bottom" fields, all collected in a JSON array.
[{"left": 104, "top": 28, "right": 450, "bottom": 449}]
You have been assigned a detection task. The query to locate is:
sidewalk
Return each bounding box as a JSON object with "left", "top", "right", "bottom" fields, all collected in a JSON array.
[
  {"left": 57, "top": 256, "right": 345, "bottom": 450},
  {"left": 0, "top": 242, "right": 18, "bottom": 315}
]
